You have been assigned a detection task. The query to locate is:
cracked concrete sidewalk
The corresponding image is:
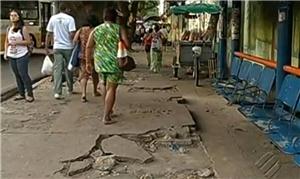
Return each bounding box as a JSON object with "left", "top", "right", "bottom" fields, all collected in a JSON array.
[
  {"left": 1, "top": 50, "right": 214, "bottom": 179},
  {"left": 2, "top": 48, "right": 298, "bottom": 179}
]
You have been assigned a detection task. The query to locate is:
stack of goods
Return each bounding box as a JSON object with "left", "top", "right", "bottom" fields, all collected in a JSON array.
[
  {"left": 181, "top": 31, "right": 191, "bottom": 41},
  {"left": 181, "top": 30, "right": 203, "bottom": 42}
]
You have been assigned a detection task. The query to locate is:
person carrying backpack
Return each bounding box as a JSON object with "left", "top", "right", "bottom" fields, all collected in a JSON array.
[{"left": 4, "top": 9, "right": 34, "bottom": 102}]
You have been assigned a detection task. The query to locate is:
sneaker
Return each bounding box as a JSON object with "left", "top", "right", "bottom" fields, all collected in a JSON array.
[{"left": 54, "top": 93, "right": 61, "bottom": 99}]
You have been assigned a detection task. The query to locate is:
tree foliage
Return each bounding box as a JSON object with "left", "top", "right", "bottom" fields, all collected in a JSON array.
[
  {"left": 137, "top": 1, "right": 159, "bottom": 18},
  {"left": 69, "top": 1, "right": 159, "bottom": 42}
]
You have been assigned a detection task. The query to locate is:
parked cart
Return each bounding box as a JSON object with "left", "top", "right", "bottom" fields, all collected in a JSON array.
[
  {"left": 170, "top": 2, "right": 220, "bottom": 86},
  {"left": 177, "top": 41, "right": 212, "bottom": 86}
]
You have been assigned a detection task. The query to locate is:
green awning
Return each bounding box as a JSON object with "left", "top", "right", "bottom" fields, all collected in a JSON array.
[{"left": 170, "top": 3, "right": 221, "bottom": 15}]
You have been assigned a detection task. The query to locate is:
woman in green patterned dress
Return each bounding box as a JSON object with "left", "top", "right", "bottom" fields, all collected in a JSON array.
[{"left": 85, "top": 8, "right": 130, "bottom": 124}]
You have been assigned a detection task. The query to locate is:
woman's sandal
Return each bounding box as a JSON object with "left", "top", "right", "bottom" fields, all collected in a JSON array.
[
  {"left": 110, "top": 110, "right": 118, "bottom": 117},
  {"left": 81, "top": 96, "right": 88, "bottom": 103},
  {"left": 14, "top": 95, "right": 25, "bottom": 101},
  {"left": 102, "top": 116, "right": 116, "bottom": 125},
  {"left": 25, "top": 96, "right": 35, "bottom": 103}
]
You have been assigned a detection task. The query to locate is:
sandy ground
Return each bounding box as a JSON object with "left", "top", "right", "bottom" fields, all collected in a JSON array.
[{"left": 1, "top": 46, "right": 299, "bottom": 179}]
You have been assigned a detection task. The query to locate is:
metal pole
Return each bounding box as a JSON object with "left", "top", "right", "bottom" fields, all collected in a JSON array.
[
  {"left": 217, "top": 0, "right": 228, "bottom": 79},
  {"left": 276, "top": 1, "right": 293, "bottom": 95},
  {"left": 243, "top": 0, "right": 250, "bottom": 53},
  {"left": 231, "top": 1, "right": 241, "bottom": 54}
]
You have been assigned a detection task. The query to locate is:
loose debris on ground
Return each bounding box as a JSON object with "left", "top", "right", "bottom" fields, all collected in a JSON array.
[{"left": 55, "top": 126, "right": 215, "bottom": 178}]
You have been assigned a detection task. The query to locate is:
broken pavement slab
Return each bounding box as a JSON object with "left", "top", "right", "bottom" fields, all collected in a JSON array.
[
  {"left": 68, "top": 159, "right": 93, "bottom": 176},
  {"left": 102, "top": 135, "right": 153, "bottom": 163}
]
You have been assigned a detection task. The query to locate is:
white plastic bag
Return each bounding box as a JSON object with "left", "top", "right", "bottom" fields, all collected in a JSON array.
[
  {"left": 41, "top": 55, "right": 53, "bottom": 75},
  {"left": 67, "top": 62, "right": 73, "bottom": 71},
  {"left": 117, "top": 41, "right": 128, "bottom": 58}
]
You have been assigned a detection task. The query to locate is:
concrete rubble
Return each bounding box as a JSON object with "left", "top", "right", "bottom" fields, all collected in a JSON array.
[
  {"left": 93, "top": 155, "right": 116, "bottom": 171},
  {"left": 102, "top": 135, "right": 153, "bottom": 163},
  {"left": 140, "top": 173, "right": 154, "bottom": 179},
  {"left": 52, "top": 124, "right": 209, "bottom": 178},
  {"left": 197, "top": 168, "right": 215, "bottom": 178}
]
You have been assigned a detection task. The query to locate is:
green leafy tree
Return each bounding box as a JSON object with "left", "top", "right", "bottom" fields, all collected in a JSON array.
[
  {"left": 67, "top": 1, "right": 159, "bottom": 43},
  {"left": 137, "top": 1, "right": 159, "bottom": 19}
]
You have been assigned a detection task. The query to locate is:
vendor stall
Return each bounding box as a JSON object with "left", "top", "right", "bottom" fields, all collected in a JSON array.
[{"left": 170, "top": 3, "right": 221, "bottom": 86}]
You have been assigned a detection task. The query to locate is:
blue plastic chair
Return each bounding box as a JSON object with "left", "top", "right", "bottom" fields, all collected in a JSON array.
[
  {"left": 214, "top": 57, "right": 241, "bottom": 89},
  {"left": 249, "top": 74, "right": 297, "bottom": 125},
  {"left": 226, "top": 63, "right": 263, "bottom": 104},
  {"left": 251, "top": 67, "right": 276, "bottom": 104},
  {"left": 269, "top": 75, "right": 300, "bottom": 124},
  {"left": 246, "top": 63, "right": 264, "bottom": 86},
  {"left": 238, "top": 67, "right": 276, "bottom": 118},
  {"left": 221, "top": 60, "right": 252, "bottom": 95},
  {"left": 231, "top": 57, "right": 242, "bottom": 80},
  {"left": 265, "top": 75, "right": 300, "bottom": 154},
  {"left": 292, "top": 100, "right": 300, "bottom": 165},
  {"left": 288, "top": 88, "right": 300, "bottom": 154}
]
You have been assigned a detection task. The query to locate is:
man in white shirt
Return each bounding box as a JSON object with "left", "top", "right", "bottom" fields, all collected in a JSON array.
[{"left": 45, "top": 2, "right": 76, "bottom": 99}]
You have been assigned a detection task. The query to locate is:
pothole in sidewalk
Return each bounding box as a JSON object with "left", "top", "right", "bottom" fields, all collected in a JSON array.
[
  {"left": 54, "top": 126, "right": 215, "bottom": 178},
  {"left": 167, "top": 96, "right": 187, "bottom": 104}
]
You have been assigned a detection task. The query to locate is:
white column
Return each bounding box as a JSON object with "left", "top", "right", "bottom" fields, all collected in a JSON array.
[{"left": 243, "top": 0, "right": 250, "bottom": 53}]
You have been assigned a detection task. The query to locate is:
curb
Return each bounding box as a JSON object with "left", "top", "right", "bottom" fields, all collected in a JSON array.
[
  {"left": 1, "top": 75, "right": 49, "bottom": 102},
  {"left": 1, "top": 53, "right": 50, "bottom": 102}
]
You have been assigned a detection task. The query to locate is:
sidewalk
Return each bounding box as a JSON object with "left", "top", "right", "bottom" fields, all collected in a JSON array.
[
  {"left": 1, "top": 49, "right": 214, "bottom": 179},
  {"left": 1, "top": 48, "right": 298, "bottom": 179}
]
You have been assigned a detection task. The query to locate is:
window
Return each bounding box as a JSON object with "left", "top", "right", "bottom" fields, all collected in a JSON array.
[{"left": 1, "top": 1, "right": 39, "bottom": 20}]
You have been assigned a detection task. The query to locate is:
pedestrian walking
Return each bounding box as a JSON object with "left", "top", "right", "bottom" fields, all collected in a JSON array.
[
  {"left": 159, "top": 25, "right": 168, "bottom": 51},
  {"left": 85, "top": 8, "right": 130, "bottom": 125},
  {"left": 4, "top": 9, "right": 34, "bottom": 102},
  {"left": 143, "top": 28, "right": 153, "bottom": 67},
  {"left": 150, "top": 25, "right": 163, "bottom": 73},
  {"left": 73, "top": 15, "right": 101, "bottom": 103},
  {"left": 45, "top": 2, "right": 76, "bottom": 99}
]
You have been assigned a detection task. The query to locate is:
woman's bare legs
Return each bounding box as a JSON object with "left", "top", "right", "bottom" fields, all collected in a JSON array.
[
  {"left": 92, "top": 71, "right": 101, "bottom": 96},
  {"left": 102, "top": 82, "right": 118, "bottom": 124},
  {"left": 80, "top": 77, "right": 88, "bottom": 102}
]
